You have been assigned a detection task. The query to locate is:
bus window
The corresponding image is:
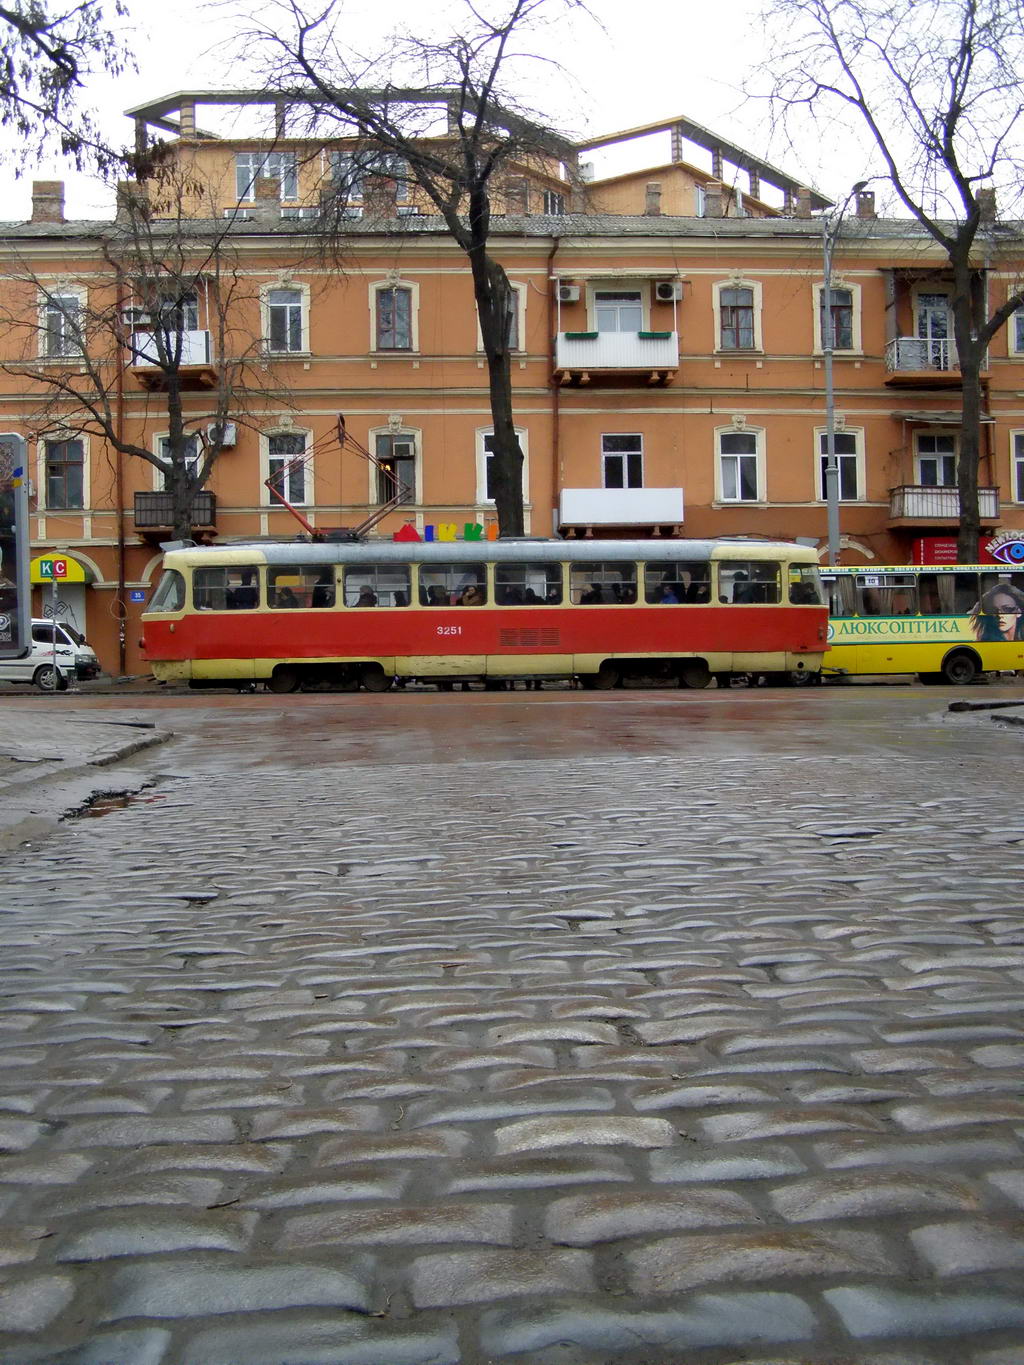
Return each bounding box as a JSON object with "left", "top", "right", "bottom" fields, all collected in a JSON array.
[
  {"left": 268, "top": 565, "right": 334, "bottom": 609},
  {"left": 856, "top": 577, "right": 882, "bottom": 615},
  {"left": 953, "top": 573, "right": 980, "bottom": 614},
  {"left": 495, "top": 562, "right": 563, "bottom": 605},
  {"left": 418, "top": 563, "right": 487, "bottom": 606},
  {"left": 149, "top": 569, "right": 185, "bottom": 612},
  {"left": 823, "top": 575, "right": 855, "bottom": 616},
  {"left": 570, "top": 562, "right": 638, "bottom": 604},
  {"left": 343, "top": 565, "right": 411, "bottom": 608},
  {"left": 918, "top": 573, "right": 942, "bottom": 615},
  {"left": 194, "top": 566, "right": 260, "bottom": 611},
  {"left": 877, "top": 576, "right": 917, "bottom": 615},
  {"left": 720, "top": 561, "right": 780, "bottom": 604},
  {"left": 788, "top": 565, "right": 823, "bottom": 605},
  {"left": 644, "top": 560, "right": 709, "bottom": 604}
]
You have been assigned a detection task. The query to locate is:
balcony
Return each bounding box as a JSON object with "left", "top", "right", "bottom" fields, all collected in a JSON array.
[
  {"left": 128, "top": 330, "right": 217, "bottom": 390},
  {"left": 134, "top": 490, "right": 217, "bottom": 534},
  {"left": 888, "top": 484, "right": 1000, "bottom": 526},
  {"left": 884, "top": 337, "right": 965, "bottom": 388},
  {"left": 554, "top": 330, "right": 679, "bottom": 386},
  {"left": 559, "top": 487, "right": 684, "bottom": 533}
]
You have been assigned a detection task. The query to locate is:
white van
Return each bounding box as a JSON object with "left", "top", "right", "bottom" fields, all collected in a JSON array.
[{"left": 0, "top": 619, "right": 101, "bottom": 691}]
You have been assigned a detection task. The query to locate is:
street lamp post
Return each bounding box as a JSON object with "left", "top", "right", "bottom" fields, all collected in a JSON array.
[{"left": 822, "top": 182, "right": 867, "bottom": 566}]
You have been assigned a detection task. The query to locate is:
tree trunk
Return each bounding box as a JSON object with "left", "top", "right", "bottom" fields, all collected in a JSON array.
[
  {"left": 468, "top": 242, "right": 524, "bottom": 536},
  {"left": 952, "top": 259, "right": 984, "bottom": 564}
]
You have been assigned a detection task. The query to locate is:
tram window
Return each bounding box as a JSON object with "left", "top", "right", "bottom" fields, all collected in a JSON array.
[
  {"left": 194, "top": 566, "right": 260, "bottom": 611},
  {"left": 788, "top": 565, "right": 823, "bottom": 605},
  {"left": 720, "top": 560, "right": 781, "bottom": 604},
  {"left": 569, "top": 562, "right": 637, "bottom": 605},
  {"left": 644, "top": 560, "right": 709, "bottom": 604},
  {"left": 343, "top": 565, "right": 411, "bottom": 607},
  {"left": 418, "top": 562, "right": 487, "bottom": 606},
  {"left": 495, "top": 562, "right": 562, "bottom": 605},
  {"left": 268, "top": 565, "right": 331, "bottom": 609},
  {"left": 149, "top": 569, "right": 185, "bottom": 612},
  {"left": 952, "top": 573, "right": 980, "bottom": 614}
]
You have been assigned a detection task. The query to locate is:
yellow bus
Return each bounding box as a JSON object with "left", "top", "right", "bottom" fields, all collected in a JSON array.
[{"left": 819, "top": 565, "right": 1024, "bottom": 684}]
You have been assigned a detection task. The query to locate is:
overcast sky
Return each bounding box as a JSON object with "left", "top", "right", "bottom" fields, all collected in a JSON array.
[{"left": 0, "top": 0, "right": 869, "bottom": 219}]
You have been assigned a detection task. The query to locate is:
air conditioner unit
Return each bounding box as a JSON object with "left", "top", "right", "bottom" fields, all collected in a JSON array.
[
  {"left": 558, "top": 284, "right": 580, "bottom": 303},
  {"left": 208, "top": 422, "right": 237, "bottom": 447},
  {"left": 654, "top": 280, "right": 683, "bottom": 302}
]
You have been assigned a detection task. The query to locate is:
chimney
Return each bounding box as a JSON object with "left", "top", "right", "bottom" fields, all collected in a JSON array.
[
  {"left": 252, "top": 175, "right": 281, "bottom": 224},
  {"left": 978, "top": 187, "right": 997, "bottom": 223},
  {"left": 115, "top": 180, "right": 149, "bottom": 223},
  {"left": 362, "top": 172, "right": 398, "bottom": 219},
  {"left": 856, "top": 189, "right": 876, "bottom": 219},
  {"left": 644, "top": 182, "right": 662, "bottom": 216},
  {"left": 179, "top": 101, "right": 196, "bottom": 139},
  {"left": 794, "top": 187, "right": 813, "bottom": 219},
  {"left": 704, "top": 180, "right": 724, "bottom": 218},
  {"left": 31, "top": 180, "right": 65, "bottom": 224}
]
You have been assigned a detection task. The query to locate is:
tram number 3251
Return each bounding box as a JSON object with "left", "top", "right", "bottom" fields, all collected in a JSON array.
[{"left": 436, "top": 625, "right": 463, "bottom": 636}]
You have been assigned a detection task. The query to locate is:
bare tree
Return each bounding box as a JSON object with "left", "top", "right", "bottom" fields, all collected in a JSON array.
[
  {"left": 0, "top": 164, "right": 282, "bottom": 541},
  {"left": 251, "top": 0, "right": 581, "bottom": 537},
  {"left": 758, "top": 0, "right": 1024, "bottom": 561},
  {"left": 0, "top": 0, "right": 131, "bottom": 171}
]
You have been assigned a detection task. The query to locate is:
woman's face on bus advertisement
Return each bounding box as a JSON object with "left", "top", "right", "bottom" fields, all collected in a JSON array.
[{"left": 992, "top": 594, "right": 1021, "bottom": 638}]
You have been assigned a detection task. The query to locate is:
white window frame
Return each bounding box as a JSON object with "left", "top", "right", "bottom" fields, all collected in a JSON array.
[
  {"left": 694, "top": 184, "right": 706, "bottom": 217},
  {"left": 1011, "top": 431, "right": 1024, "bottom": 502},
  {"left": 37, "top": 432, "right": 88, "bottom": 512},
  {"left": 915, "top": 430, "right": 958, "bottom": 487},
  {"left": 475, "top": 281, "right": 526, "bottom": 352},
  {"left": 475, "top": 426, "right": 529, "bottom": 505},
  {"left": 332, "top": 150, "right": 411, "bottom": 205},
  {"left": 370, "top": 279, "right": 419, "bottom": 352},
  {"left": 589, "top": 285, "right": 646, "bottom": 334},
  {"left": 370, "top": 426, "right": 420, "bottom": 505},
  {"left": 713, "top": 278, "right": 763, "bottom": 353},
  {"left": 715, "top": 424, "right": 765, "bottom": 504},
  {"left": 236, "top": 151, "right": 298, "bottom": 203},
  {"left": 601, "top": 433, "right": 644, "bottom": 490},
  {"left": 262, "top": 428, "right": 311, "bottom": 507},
  {"left": 812, "top": 280, "right": 862, "bottom": 354},
  {"left": 1010, "top": 306, "right": 1024, "bottom": 357},
  {"left": 261, "top": 281, "right": 310, "bottom": 355},
  {"left": 543, "top": 189, "right": 565, "bottom": 215},
  {"left": 39, "top": 288, "right": 86, "bottom": 360},
  {"left": 154, "top": 433, "right": 202, "bottom": 491},
  {"left": 814, "top": 427, "right": 864, "bottom": 502}
]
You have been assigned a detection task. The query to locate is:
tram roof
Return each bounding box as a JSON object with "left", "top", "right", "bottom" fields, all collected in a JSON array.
[{"left": 162, "top": 537, "right": 818, "bottom": 568}]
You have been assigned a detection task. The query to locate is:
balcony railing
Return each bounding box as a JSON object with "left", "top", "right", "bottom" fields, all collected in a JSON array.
[
  {"left": 559, "top": 487, "right": 685, "bottom": 527},
  {"left": 885, "top": 336, "right": 958, "bottom": 374},
  {"left": 555, "top": 330, "right": 679, "bottom": 375},
  {"left": 127, "top": 329, "right": 212, "bottom": 368},
  {"left": 134, "top": 490, "right": 217, "bottom": 530},
  {"left": 888, "top": 484, "right": 999, "bottom": 521}
]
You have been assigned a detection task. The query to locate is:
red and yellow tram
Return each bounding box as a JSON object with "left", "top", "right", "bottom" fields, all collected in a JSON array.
[{"left": 142, "top": 538, "right": 828, "bottom": 691}]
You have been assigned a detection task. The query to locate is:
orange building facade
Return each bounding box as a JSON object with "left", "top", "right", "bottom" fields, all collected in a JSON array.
[{"left": 2, "top": 94, "right": 1023, "bottom": 677}]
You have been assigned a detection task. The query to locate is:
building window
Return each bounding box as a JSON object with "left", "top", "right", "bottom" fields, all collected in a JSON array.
[
  {"left": 718, "top": 429, "right": 761, "bottom": 502},
  {"left": 694, "top": 185, "right": 706, "bottom": 217},
  {"left": 332, "top": 150, "right": 410, "bottom": 204},
  {"left": 916, "top": 433, "right": 957, "bottom": 486},
  {"left": 375, "top": 432, "right": 416, "bottom": 504},
  {"left": 236, "top": 151, "right": 297, "bottom": 202},
  {"left": 477, "top": 282, "right": 524, "bottom": 352},
  {"left": 595, "top": 290, "right": 643, "bottom": 333},
  {"left": 817, "top": 431, "right": 860, "bottom": 501},
  {"left": 43, "top": 294, "right": 82, "bottom": 358},
  {"left": 1013, "top": 309, "right": 1024, "bottom": 356},
  {"left": 266, "top": 288, "right": 304, "bottom": 353},
  {"left": 543, "top": 189, "right": 565, "bottom": 215},
  {"left": 719, "top": 286, "right": 755, "bottom": 349},
  {"left": 375, "top": 285, "right": 413, "bottom": 350},
  {"left": 157, "top": 434, "right": 201, "bottom": 491},
  {"left": 44, "top": 438, "right": 84, "bottom": 509},
  {"left": 267, "top": 432, "right": 308, "bottom": 505},
  {"left": 1013, "top": 432, "right": 1024, "bottom": 501},
  {"left": 478, "top": 429, "right": 528, "bottom": 504},
  {"left": 821, "top": 288, "right": 854, "bottom": 350},
  {"left": 602, "top": 434, "right": 643, "bottom": 489}
]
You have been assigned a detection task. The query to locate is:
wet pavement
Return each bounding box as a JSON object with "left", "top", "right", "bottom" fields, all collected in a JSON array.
[{"left": 1, "top": 684, "right": 1024, "bottom": 1364}]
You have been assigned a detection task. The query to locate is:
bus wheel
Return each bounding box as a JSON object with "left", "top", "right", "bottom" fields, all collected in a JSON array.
[
  {"left": 361, "top": 666, "right": 392, "bottom": 693},
  {"left": 679, "top": 661, "right": 712, "bottom": 689},
  {"left": 33, "top": 665, "right": 67, "bottom": 692},
  {"left": 268, "top": 667, "right": 300, "bottom": 694},
  {"left": 942, "top": 652, "right": 978, "bottom": 686}
]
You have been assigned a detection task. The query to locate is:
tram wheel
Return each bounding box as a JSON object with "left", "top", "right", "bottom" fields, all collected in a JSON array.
[
  {"left": 268, "top": 667, "right": 300, "bottom": 694},
  {"left": 587, "top": 664, "right": 619, "bottom": 690},
  {"left": 360, "top": 666, "right": 392, "bottom": 693},
  {"left": 679, "top": 661, "right": 712, "bottom": 689},
  {"left": 942, "top": 651, "right": 978, "bottom": 686}
]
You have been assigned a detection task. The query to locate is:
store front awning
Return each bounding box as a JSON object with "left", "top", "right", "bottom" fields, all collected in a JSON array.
[{"left": 30, "top": 553, "right": 94, "bottom": 584}]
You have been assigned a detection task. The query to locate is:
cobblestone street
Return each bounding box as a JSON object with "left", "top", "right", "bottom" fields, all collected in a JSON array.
[{"left": 1, "top": 686, "right": 1024, "bottom": 1364}]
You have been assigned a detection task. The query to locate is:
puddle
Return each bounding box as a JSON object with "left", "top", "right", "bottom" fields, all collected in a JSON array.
[{"left": 66, "top": 789, "right": 166, "bottom": 820}]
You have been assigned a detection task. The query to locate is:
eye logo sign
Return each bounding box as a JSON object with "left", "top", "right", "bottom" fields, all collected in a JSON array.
[{"left": 989, "top": 537, "right": 1024, "bottom": 566}]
